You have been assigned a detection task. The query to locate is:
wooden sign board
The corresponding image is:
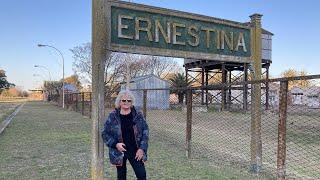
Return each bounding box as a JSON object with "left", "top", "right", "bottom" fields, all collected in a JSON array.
[{"left": 108, "top": 1, "right": 251, "bottom": 63}]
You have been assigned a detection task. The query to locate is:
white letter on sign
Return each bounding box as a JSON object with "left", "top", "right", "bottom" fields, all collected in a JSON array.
[
  {"left": 235, "top": 32, "right": 247, "bottom": 52},
  {"left": 118, "top": 14, "right": 134, "bottom": 39}
]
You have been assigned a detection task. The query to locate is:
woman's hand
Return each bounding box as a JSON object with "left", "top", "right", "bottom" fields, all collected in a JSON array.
[
  {"left": 135, "top": 149, "right": 144, "bottom": 161},
  {"left": 116, "top": 143, "right": 126, "bottom": 152}
]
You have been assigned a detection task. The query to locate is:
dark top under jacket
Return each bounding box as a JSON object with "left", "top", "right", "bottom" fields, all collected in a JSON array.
[{"left": 120, "top": 112, "right": 138, "bottom": 156}]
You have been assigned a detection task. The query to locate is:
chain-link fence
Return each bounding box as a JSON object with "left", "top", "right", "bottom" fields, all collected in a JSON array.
[
  {"left": 53, "top": 91, "right": 117, "bottom": 118},
  {"left": 52, "top": 75, "right": 320, "bottom": 179},
  {"left": 63, "top": 92, "right": 93, "bottom": 117}
]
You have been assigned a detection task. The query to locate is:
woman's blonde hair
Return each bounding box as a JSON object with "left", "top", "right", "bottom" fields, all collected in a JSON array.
[{"left": 114, "top": 90, "right": 136, "bottom": 108}]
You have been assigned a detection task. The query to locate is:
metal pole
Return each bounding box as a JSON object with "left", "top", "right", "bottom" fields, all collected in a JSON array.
[
  {"left": 277, "top": 80, "right": 288, "bottom": 180},
  {"left": 205, "top": 69, "right": 209, "bottom": 106},
  {"left": 265, "top": 64, "right": 270, "bottom": 110},
  {"left": 228, "top": 70, "right": 232, "bottom": 109},
  {"left": 185, "top": 66, "right": 189, "bottom": 105},
  {"left": 221, "top": 64, "right": 227, "bottom": 111},
  {"left": 143, "top": 90, "right": 147, "bottom": 119},
  {"left": 126, "top": 57, "right": 131, "bottom": 90},
  {"left": 76, "top": 93, "right": 79, "bottom": 112},
  {"left": 82, "top": 92, "right": 85, "bottom": 115},
  {"left": 186, "top": 89, "right": 192, "bottom": 158},
  {"left": 62, "top": 54, "right": 65, "bottom": 109},
  {"left": 89, "top": 92, "right": 92, "bottom": 119},
  {"left": 37, "top": 44, "right": 65, "bottom": 109},
  {"left": 201, "top": 67, "right": 205, "bottom": 105},
  {"left": 34, "top": 65, "right": 52, "bottom": 81}
]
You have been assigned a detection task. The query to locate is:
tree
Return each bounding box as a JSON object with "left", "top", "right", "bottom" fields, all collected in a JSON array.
[
  {"left": 70, "top": 42, "right": 92, "bottom": 84},
  {"left": 136, "top": 55, "right": 181, "bottom": 79},
  {"left": 0, "top": 87, "right": 25, "bottom": 97},
  {"left": 169, "top": 73, "right": 192, "bottom": 104},
  {"left": 114, "top": 54, "right": 181, "bottom": 82},
  {"left": 70, "top": 42, "right": 181, "bottom": 92},
  {"left": 281, "top": 69, "right": 310, "bottom": 90},
  {"left": 0, "top": 69, "right": 14, "bottom": 93},
  {"left": 41, "top": 81, "right": 63, "bottom": 101},
  {"left": 21, "top": 90, "right": 29, "bottom": 97},
  {"left": 70, "top": 43, "right": 126, "bottom": 93},
  {"left": 64, "top": 74, "right": 82, "bottom": 90}
]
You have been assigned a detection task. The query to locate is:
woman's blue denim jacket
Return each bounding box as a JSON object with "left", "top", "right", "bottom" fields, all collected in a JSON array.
[{"left": 101, "top": 107, "right": 149, "bottom": 166}]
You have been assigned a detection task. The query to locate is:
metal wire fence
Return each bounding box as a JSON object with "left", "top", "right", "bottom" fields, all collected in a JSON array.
[{"left": 53, "top": 75, "right": 320, "bottom": 179}]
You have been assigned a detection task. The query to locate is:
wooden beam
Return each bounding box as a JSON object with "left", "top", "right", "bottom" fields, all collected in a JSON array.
[
  {"left": 243, "top": 63, "right": 248, "bottom": 111},
  {"left": 250, "top": 13, "right": 263, "bottom": 174},
  {"left": 91, "top": 0, "right": 109, "bottom": 179}
]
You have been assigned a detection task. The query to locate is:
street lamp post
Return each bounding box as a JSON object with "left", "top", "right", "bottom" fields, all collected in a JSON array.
[
  {"left": 33, "top": 73, "right": 46, "bottom": 79},
  {"left": 38, "top": 44, "right": 65, "bottom": 108},
  {"left": 34, "top": 65, "right": 52, "bottom": 81},
  {"left": 33, "top": 73, "right": 46, "bottom": 88}
]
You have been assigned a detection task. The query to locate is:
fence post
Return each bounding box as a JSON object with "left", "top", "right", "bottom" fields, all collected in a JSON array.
[
  {"left": 265, "top": 64, "right": 270, "bottom": 110},
  {"left": 70, "top": 94, "right": 72, "bottom": 108},
  {"left": 228, "top": 70, "right": 232, "bottom": 109},
  {"left": 82, "top": 92, "right": 85, "bottom": 115},
  {"left": 186, "top": 89, "right": 192, "bottom": 158},
  {"left": 143, "top": 90, "right": 147, "bottom": 119},
  {"left": 76, "top": 93, "right": 79, "bottom": 112},
  {"left": 201, "top": 67, "right": 205, "bottom": 105},
  {"left": 89, "top": 92, "right": 92, "bottom": 119},
  {"left": 221, "top": 64, "right": 227, "bottom": 111},
  {"left": 277, "top": 80, "right": 288, "bottom": 180},
  {"left": 66, "top": 94, "right": 69, "bottom": 108}
]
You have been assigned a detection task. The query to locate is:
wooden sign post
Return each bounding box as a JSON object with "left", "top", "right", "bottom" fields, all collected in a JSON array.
[
  {"left": 250, "top": 14, "right": 263, "bottom": 174},
  {"left": 91, "top": 0, "right": 262, "bottom": 178},
  {"left": 91, "top": 0, "right": 110, "bottom": 179}
]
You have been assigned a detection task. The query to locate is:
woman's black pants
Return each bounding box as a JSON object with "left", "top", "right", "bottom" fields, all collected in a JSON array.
[{"left": 116, "top": 153, "right": 146, "bottom": 180}]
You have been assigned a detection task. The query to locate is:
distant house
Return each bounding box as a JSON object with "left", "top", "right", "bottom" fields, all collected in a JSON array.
[
  {"left": 63, "top": 83, "right": 79, "bottom": 94},
  {"left": 291, "top": 87, "right": 304, "bottom": 105},
  {"left": 28, "top": 89, "right": 44, "bottom": 101},
  {"left": 304, "top": 86, "right": 320, "bottom": 108},
  {"left": 121, "top": 74, "right": 170, "bottom": 110},
  {"left": 289, "top": 86, "right": 320, "bottom": 108},
  {"left": 267, "top": 83, "right": 280, "bottom": 107}
]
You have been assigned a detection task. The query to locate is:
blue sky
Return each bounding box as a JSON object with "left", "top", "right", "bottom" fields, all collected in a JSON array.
[{"left": 1, "top": 0, "right": 320, "bottom": 90}]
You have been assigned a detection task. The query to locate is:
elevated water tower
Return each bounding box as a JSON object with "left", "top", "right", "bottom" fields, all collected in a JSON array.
[{"left": 184, "top": 25, "right": 273, "bottom": 111}]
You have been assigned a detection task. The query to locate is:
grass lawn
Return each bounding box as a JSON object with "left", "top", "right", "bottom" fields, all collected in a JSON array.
[
  {"left": 0, "top": 102, "right": 20, "bottom": 122},
  {"left": 0, "top": 101, "right": 258, "bottom": 179}
]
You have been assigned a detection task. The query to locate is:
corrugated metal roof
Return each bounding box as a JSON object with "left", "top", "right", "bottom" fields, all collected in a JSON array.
[
  {"left": 121, "top": 74, "right": 169, "bottom": 84},
  {"left": 63, "top": 83, "right": 78, "bottom": 92},
  {"left": 130, "top": 74, "right": 153, "bottom": 82}
]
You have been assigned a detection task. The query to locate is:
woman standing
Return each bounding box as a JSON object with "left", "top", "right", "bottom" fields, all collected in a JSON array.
[{"left": 102, "top": 90, "right": 149, "bottom": 180}]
